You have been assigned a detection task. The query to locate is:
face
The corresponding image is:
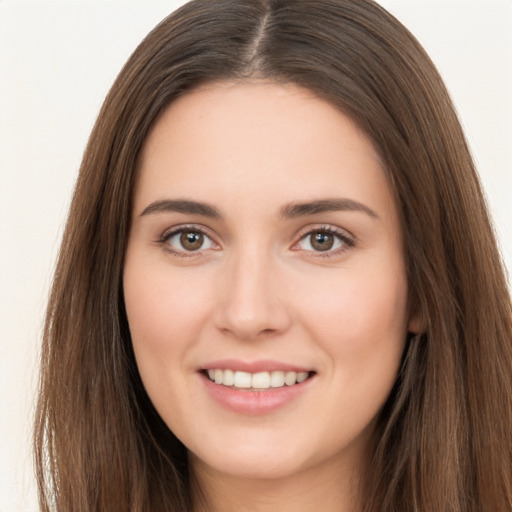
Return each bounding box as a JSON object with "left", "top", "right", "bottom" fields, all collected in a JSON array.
[{"left": 124, "top": 82, "right": 416, "bottom": 485}]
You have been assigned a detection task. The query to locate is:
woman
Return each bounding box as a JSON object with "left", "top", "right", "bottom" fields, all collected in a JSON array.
[{"left": 34, "top": 1, "right": 512, "bottom": 511}]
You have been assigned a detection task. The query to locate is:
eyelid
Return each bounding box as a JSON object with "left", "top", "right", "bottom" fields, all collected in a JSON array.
[
  {"left": 291, "top": 224, "right": 355, "bottom": 256},
  {"left": 157, "top": 224, "right": 220, "bottom": 256}
]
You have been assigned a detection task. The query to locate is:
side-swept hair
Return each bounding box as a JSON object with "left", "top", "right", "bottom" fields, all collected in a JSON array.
[{"left": 35, "top": 1, "right": 512, "bottom": 511}]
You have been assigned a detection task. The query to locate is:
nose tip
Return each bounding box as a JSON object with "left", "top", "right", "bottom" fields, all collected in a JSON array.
[
  {"left": 213, "top": 260, "right": 291, "bottom": 341},
  {"left": 217, "top": 314, "right": 281, "bottom": 341}
]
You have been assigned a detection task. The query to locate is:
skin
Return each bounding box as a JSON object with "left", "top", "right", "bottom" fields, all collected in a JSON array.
[{"left": 123, "top": 81, "right": 419, "bottom": 512}]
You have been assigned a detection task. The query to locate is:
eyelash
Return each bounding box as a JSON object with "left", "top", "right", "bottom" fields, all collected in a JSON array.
[
  {"left": 157, "top": 225, "right": 218, "bottom": 258},
  {"left": 293, "top": 225, "right": 355, "bottom": 258},
  {"left": 156, "top": 225, "right": 355, "bottom": 258}
]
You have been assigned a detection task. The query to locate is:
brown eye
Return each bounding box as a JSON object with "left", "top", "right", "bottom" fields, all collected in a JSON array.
[
  {"left": 163, "top": 228, "right": 215, "bottom": 254},
  {"left": 296, "top": 228, "right": 350, "bottom": 254},
  {"left": 310, "top": 232, "right": 335, "bottom": 251},
  {"left": 180, "top": 230, "right": 204, "bottom": 251}
]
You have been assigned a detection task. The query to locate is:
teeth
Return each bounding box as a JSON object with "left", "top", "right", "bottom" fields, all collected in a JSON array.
[
  {"left": 223, "top": 369, "right": 235, "bottom": 386},
  {"left": 284, "top": 371, "right": 297, "bottom": 386},
  {"left": 270, "top": 371, "right": 285, "bottom": 388},
  {"left": 234, "top": 371, "right": 252, "bottom": 388},
  {"left": 252, "top": 371, "right": 270, "bottom": 389},
  {"left": 296, "top": 371, "right": 308, "bottom": 383},
  {"left": 205, "top": 369, "right": 310, "bottom": 389}
]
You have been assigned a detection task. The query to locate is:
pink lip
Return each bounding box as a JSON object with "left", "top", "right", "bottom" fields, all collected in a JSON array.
[
  {"left": 201, "top": 359, "right": 312, "bottom": 373},
  {"left": 199, "top": 370, "right": 315, "bottom": 415}
]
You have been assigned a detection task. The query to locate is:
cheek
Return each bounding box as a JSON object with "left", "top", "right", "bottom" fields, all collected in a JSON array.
[
  {"left": 123, "top": 258, "right": 211, "bottom": 367},
  {"left": 122, "top": 258, "right": 215, "bottom": 425},
  {"left": 306, "top": 272, "right": 406, "bottom": 323},
  {"left": 296, "top": 260, "right": 409, "bottom": 373}
]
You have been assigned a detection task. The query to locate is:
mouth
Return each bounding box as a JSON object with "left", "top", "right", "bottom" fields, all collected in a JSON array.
[
  {"left": 202, "top": 369, "right": 316, "bottom": 391},
  {"left": 199, "top": 363, "right": 316, "bottom": 414}
]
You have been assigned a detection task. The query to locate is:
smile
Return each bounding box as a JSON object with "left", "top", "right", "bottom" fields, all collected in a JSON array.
[
  {"left": 201, "top": 366, "right": 316, "bottom": 414},
  {"left": 206, "top": 369, "right": 311, "bottom": 390}
]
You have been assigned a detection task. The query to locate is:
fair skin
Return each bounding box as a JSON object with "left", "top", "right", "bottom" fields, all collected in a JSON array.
[{"left": 123, "top": 81, "right": 418, "bottom": 512}]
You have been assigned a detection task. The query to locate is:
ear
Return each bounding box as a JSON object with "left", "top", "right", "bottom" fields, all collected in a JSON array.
[{"left": 407, "top": 311, "right": 423, "bottom": 334}]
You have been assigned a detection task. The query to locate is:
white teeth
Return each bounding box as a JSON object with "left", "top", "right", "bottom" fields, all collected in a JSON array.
[
  {"left": 205, "top": 369, "right": 311, "bottom": 389},
  {"left": 284, "top": 371, "right": 297, "bottom": 386},
  {"left": 270, "top": 371, "right": 285, "bottom": 388},
  {"left": 297, "top": 371, "right": 308, "bottom": 383},
  {"left": 223, "top": 369, "right": 235, "bottom": 386},
  {"left": 214, "top": 369, "right": 223, "bottom": 384},
  {"left": 252, "top": 371, "right": 270, "bottom": 389},
  {"left": 234, "top": 371, "right": 252, "bottom": 388}
]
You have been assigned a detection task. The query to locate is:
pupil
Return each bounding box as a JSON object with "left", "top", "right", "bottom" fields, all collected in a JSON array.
[
  {"left": 311, "top": 232, "right": 334, "bottom": 251},
  {"left": 180, "top": 231, "right": 203, "bottom": 251}
]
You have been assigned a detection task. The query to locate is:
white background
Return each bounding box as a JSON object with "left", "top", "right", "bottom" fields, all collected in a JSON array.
[{"left": 1, "top": 1, "right": 511, "bottom": 511}]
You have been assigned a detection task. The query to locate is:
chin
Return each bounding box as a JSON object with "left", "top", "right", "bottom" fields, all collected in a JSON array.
[{"left": 191, "top": 448, "right": 311, "bottom": 481}]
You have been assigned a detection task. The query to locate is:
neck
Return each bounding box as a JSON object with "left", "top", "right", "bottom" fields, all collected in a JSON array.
[{"left": 190, "top": 452, "right": 364, "bottom": 512}]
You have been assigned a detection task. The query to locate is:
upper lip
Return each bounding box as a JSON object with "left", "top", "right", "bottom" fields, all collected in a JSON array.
[{"left": 200, "top": 359, "right": 313, "bottom": 373}]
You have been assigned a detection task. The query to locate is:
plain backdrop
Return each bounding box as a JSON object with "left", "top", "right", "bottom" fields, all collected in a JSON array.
[{"left": 1, "top": 1, "right": 511, "bottom": 511}]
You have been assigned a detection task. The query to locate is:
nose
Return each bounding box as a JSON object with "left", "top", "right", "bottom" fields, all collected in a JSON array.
[{"left": 213, "top": 249, "right": 292, "bottom": 341}]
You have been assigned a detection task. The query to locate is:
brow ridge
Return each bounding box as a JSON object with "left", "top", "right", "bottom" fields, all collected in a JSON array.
[
  {"left": 140, "top": 199, "right": 222, "bottom": 219},
  {"left": 280, "top": 198, "right": 378, "bottom": 219},
  {"left": 140, "top": 197, "right": 377, "bottom": 220}
]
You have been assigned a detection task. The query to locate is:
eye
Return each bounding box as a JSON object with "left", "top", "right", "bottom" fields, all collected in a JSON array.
[
  {"left": 295, "top": 227, "right": 353, "bottom": 254},
  {"left": 161, "top": 227, "right": 216, "bottom": 254}
]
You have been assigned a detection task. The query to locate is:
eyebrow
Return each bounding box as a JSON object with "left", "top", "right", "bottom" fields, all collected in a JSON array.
[
  {"left": 280, "top": 198, "right": 378, "bottom": 219},
  {"left": 140, "top": 199, "right": 222, "bottom": 218},
  {"left": 139, "top": 197, "right": 378, "bottom": 220}
]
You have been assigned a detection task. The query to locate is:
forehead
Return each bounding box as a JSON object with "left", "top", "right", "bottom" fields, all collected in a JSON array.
[{"left": 134, "top": 81, "right": 394, "bottom": 221}]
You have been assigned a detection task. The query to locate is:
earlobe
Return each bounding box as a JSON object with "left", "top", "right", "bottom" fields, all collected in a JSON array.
[{"left": 407, "top": 311, "right": 423, "bottom": 334}]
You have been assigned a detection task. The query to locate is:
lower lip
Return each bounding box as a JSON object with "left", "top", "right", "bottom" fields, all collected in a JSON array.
[{"left": 200, "top": 372, "right": 314, "bottom": 415}]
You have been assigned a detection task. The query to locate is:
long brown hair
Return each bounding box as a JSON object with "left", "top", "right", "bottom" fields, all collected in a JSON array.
[{"left": 34, "top": 1, "right": 512, "bottom": 510}]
